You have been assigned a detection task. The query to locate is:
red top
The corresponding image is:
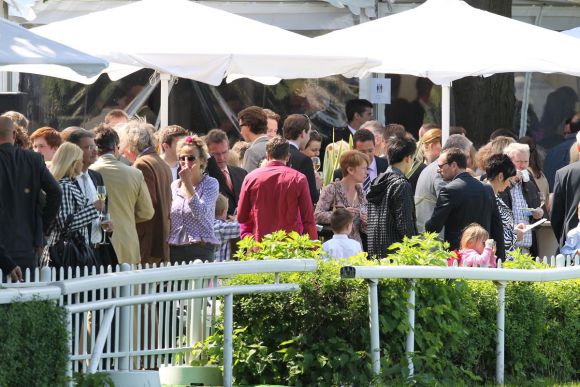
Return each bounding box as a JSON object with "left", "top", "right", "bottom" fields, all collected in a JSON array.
[{"left": 237, "top": 160, "right": 317, "bottom": 241}]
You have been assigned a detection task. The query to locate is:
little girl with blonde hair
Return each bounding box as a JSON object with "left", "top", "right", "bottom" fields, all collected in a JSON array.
[{"left": 458, "top": 223, "right": 497, "bottom": 268}]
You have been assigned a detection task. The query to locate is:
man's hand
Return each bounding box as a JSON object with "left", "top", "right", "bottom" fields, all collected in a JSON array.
[
  {"left": 9, "top": 266, "right": 22, "bottom": 282},
  {"left": 94, "top": 199, "right": 105, "bottom": 212},
  {"left": 515, "top": 223, "right": 526, "bottom": 241},
  {"left": 532, "top": 207, "right": 544, "bottom": 220}
]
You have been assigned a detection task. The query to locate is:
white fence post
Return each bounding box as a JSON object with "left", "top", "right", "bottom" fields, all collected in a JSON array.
[
  {"left": 223, "top": 293, "right": 234, "bottom": 387},
  {"left": 368, "top": 279, "right": 381, "bottom": 376},
  {"left": 118, "top": 263, "right": 132, "bottom": 371},
  {"left": 406, "top": 279, "right": 416, "bottom": 378},
  {"left": 556, "top": 254, "right": 565, "bottom": 268},
  {"left": 495, "top": 281, "right": 506, "bottom": 386}
]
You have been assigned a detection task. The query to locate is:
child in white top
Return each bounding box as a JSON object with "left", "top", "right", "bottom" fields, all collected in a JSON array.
[{"left": 322, "top": 208, "right": 362, "bottom": 260}]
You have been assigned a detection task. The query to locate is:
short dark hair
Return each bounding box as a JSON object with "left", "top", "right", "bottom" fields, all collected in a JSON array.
[
  {"left": 283, "top": 114, "right": 310, "bottom": 141},
  {"left": 305, "top": 130, "right": 322, "bottom": 149},
  {"left": 384, "top": 123, "right": 406, "bottom": 141},
  {"left": 158, "top": 125, "right": 188, "bottom": 146},
  {"left": 490, "top": 128, "right": 517, "bottom": 141},
  {"left": 387, "top": 133, "right": 417, "bottom": 164},
  {"left": 485, "top": 153, "right": 516, "bottom": 181},
  {"left": 238, "top": 106, "right": 267, "bottom": 135},
  {"left": 93, "top": 124, "right": 119, "bottom": 153},
  {"left": 205, "top": 128, "right": 229, "bottom": 146},
  {"left": 67, "top": 129, "right": 95, "bottom": 146},
  {"left": 330, "top": 208, "right": 353, "bottom": 233},
  {"left": 353, "top": 128, "right": 375, "bottom": 146},
  {"left": 450, "top": 126, "right": 467, "bottom": 136},
  {"left": 345, "top": 99, "right": 372, "bottom": 122},
  {"left": 443, "top": 147, "right": 467, "bottom": 169},
  {"left": 266, "top": 137, "right": 289, "bottom": 160}
]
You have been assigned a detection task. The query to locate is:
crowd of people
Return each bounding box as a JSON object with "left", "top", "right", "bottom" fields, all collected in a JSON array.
[{"left": 1, "top": 98, "right": 580, "bottom": 281}]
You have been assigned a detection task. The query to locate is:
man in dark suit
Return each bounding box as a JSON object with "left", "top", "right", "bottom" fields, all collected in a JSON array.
[
  {"left": 332, "top": 129, "right": 388, "bottom": 191},
  {"left": 318, "top": 99, "right": 373, "bottom": 165},
  {"left": 67, "top": 129, "right": 118, "bottom": 267},
  {"left": 0, "top": 116, "right": 61, "bottom": 276},
  {"left": 283, "top": 114, "right": 319, "bottom": 203},
  {"left": 425, "top": 148, "right": 505, "bottom": 259},
  {"left": 205, "top": 129, "right": 248, "bottom": 216},
  {"left": 552, "top": 136, "right": 580, "bottom": 249}
]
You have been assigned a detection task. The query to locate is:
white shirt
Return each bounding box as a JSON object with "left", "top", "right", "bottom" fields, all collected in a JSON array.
[
  {"left": 348, "top": 125, "right": 356, "bottom": 137},
  {"left": 76, "top": 171, "right": 103, "bottom": 244},
  {"left": 367, "top": 156, "right": 378, "bottom": 182},
  {"left": 322, "top": 234, "right": 362, "bottom": 260},
  {"left": 289, "top": 140, "right": 300, "bottom": 150}
]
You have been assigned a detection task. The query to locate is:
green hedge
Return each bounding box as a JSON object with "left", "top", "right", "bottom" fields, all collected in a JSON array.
[
  {"left": 193, "top": 234, "right": 580, "bottom": 385},
  {"left": 0, "top": 300, "right": 68, "bottom": 387}
]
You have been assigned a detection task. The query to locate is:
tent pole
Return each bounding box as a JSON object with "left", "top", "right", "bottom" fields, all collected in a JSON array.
[
  {"left": 160, "top": 73, "right": 170, "bottom": 128},
  {"left": 442, "top": 83, "right": 451, "bottom": 144}
]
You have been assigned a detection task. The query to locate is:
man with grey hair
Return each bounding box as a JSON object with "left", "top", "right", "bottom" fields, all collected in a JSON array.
[
  {"left": 360, "top": 120, "right": 386, "bottom": 157},
  {"left": 122, "top": 120, "right": 172, "bottom": 265},
  {"left": 500, "top": 142, "right": 544, "bottom": 256},
  {"left": 552, "top": 131, "right": 580, "bottom": 252},
  {"left": 414, "top": 134, "right": 473, "bottom": 233}
]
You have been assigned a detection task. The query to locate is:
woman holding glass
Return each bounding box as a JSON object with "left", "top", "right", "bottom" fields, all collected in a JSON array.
[
  {"left": 168, "top": 135, "right": 219, "bottom": 263},
  {"left": 315, "top": 150, "right": 369, "bottom": 243},
  {"left": 42, "top": 142, "right": 100, "bottom": 267}
]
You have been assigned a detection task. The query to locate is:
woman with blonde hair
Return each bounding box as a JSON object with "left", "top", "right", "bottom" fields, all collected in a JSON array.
[
  {"left": 43, "top": 142, "right": 100, "bottom": 267},
  {"left": 168, "top": 135, "right": 219, "bottom": 263},
  {"left": 315, "top": 150, "right": 369, "bottom": 243}
]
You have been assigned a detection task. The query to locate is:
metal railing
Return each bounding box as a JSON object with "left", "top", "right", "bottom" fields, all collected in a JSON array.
[
  {"left": 340, "top": 254, "right": 579, "bottom": 385},
  {"left": 1, "top": 259, "right": 317, "bottom": 387}
]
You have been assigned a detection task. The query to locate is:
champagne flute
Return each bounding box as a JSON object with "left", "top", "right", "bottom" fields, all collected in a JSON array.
[
  {"left": 311, "top": 157, "right": 321, "bottom": 172},
  {"left": 99, "top": 212, "right": 111, "bottom": 245},
  {"left": 96, "top": 186, "right": 107, "bottom": 210}
]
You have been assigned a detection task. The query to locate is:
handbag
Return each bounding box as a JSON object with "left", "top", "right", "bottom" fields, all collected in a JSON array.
[{"left": 48, "top": 214, "right": 97, "bottom": 268}]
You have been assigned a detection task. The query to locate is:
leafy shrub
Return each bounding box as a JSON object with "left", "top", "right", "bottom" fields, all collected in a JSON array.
[
  {"left": 193, "top": 231, "right": 579, "bottom": 385},
  {"left": 0, "top": 300, "right": 68, "bottom": 386}
]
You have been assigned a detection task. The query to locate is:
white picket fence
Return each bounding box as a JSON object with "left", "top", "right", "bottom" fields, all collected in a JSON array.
[
  {"left": 0, "top": 259, "right": 318, "bottom": 387},
  {"left": 341, "top": 254, "right": 579, "bottom": 386}
]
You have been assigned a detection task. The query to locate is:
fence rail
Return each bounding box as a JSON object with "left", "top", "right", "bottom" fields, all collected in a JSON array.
[
  {"left": 0, "top": 259, "right": 317, "bottom": 387},
  {"left": 340, "top": 256, "right": 579, "bottom": 385}
]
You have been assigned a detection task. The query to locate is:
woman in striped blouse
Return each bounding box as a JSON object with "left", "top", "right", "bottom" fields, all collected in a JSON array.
[
  {"left": 484, "top": 154, "right": 525, "bottom": 254},
  {"left": 42, "top": 143, "right": 100, "bottom": 267}
]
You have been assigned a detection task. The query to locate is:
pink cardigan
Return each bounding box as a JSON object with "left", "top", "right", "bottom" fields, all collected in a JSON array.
[{"left": 459, "top": 247, "right": 497, "bottom": 268}]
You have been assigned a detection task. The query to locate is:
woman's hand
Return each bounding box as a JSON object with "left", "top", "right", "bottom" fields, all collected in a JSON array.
[
  {"left": 93, "top": 199, "right": 105, "bottom": 212},
  {"left": 179, "top": 167, "right": 196, "bottom": 199},
  {"left": 515, "top": 223, "right": 526, "bottom": 241}
]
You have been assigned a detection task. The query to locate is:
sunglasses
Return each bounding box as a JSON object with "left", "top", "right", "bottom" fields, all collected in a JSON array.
[{"left": 179, "top": 155, "right": 197, "bottom": 162}]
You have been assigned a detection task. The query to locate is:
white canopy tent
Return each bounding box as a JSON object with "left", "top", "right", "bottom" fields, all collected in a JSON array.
[
  {"left": 316, "top": 0, "right": 580, "bottom": 142},
  {"left": 26, "top": 0, "right": 380, "bottom": 127},
  {"left": 562, "top": 26, "right": 580, "bottom": 38},
  {"left": 0, "top": 17, "right": 107, "bottom": 78}
]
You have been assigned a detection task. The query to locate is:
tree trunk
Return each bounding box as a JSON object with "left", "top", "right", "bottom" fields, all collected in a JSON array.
[{"left": 452, "top": 0, "right": 514, "bottom": 147}]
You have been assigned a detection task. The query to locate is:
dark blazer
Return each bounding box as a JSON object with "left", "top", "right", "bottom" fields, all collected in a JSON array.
[
  {"left": 498, "top": 178, "right": 543, "bottom": 257},
  {"left": 288, "top": 145, "right": 319, "bottom": 203},
  {"left": 332, "top": 156, "right": 389, "bottom": 182},
  {"left": 0, "top": 144, "right": 61, "bottom": 260},
  {"left": 319, "top": 126, "right": 354, "bottom": 166},
  {"left": 425, "top": 172, "right": 505, "bottom": 258},
  {"left": 206, "top": 157, "right": 248, "bottom": 215},
  {"left": 551, "top": 161, "right": 580, "bottom": 248},
  {"left": 86, "top": 169, "right": 118, "bottom": 267}
]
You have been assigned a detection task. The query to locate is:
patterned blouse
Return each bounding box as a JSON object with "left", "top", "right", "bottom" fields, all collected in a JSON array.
[
  {"left": 168, "top": 174, "right": 219, "bottom": 246},
  {"left": 42, "top": 177, "right": 99, "bottom": 264},
  {"left": 496, "top": 195, "right": 516, "bottom": 252},
  {"left": 315, "top": 181, "right": 367, "bottom": 242}
]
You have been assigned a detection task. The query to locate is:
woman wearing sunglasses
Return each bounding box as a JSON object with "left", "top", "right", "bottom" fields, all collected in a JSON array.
[{"left": 168, "top": 135, "right": 219, "bottom": 263}]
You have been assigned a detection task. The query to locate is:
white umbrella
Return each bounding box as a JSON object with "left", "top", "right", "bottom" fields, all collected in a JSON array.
[
  {"left": 29, "top": 0, "right": 379, "bottom": 126},
  {"left": 317, "top": 0, "right": 580, "bottom": 141},
  {"left": 562, "top": 26, "right": 580, "bottom": 39},
  {"left": 0, "top": 17, "right": 107, "bottom": 78}
]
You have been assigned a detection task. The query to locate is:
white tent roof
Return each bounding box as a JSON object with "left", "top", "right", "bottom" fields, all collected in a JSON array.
[
  {"left": 0, "top": 17, "right": 107, "bottom": 77},
  {"left": 28, "top": 0, "right": 379, "bottom": 85},
  {"left": 562, "top": 26, "right": 580, "bottom": 38},
  {"left": 317, "top": 0, "right": 580, "bottom": 85}
]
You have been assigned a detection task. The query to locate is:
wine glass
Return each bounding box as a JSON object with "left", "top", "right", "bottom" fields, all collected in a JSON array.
[
  {"left": 99, "top": 212, "right": 111, "bottom": 245},
  {"left": 96, "top": 186, "right": 107, "bottom": 212},
  {"left": 311, "top": 157, "right": 321, "bottom": 172}
]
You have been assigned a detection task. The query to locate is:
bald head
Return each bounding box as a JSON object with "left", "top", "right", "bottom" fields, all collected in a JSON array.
[{"left": 0, "top": 116, "right": 15, "bottom": 143}]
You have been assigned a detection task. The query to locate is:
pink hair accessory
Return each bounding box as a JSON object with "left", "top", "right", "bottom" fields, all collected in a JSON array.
[{"left": 184, "top": 136, "right": 194, "bottom": 144}]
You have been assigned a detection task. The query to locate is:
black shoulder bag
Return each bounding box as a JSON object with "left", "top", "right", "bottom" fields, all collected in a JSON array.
[{"left": 48, "top": 214, "right": 97, "bottom": 269}]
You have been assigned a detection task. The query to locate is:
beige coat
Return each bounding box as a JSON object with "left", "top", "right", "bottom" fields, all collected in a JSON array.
[
  {"left": 90, "top": 154, "right": 154, "bottom": 264},
  {"left": 133, "top": 149, "right": 172, "bottom": 265}
]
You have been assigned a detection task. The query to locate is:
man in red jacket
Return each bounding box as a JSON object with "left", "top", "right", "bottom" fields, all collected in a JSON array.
[{"left": 237, "top": 137, "right": 317, "bottom": 241}]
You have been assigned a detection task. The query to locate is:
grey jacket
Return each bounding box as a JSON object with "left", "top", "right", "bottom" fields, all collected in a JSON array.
[
  {"left": 242, "top": 135, "right": 269, "bottom": 173},
  {"left": 414, "top": 161, "right": 446, "bottom": 233}
]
